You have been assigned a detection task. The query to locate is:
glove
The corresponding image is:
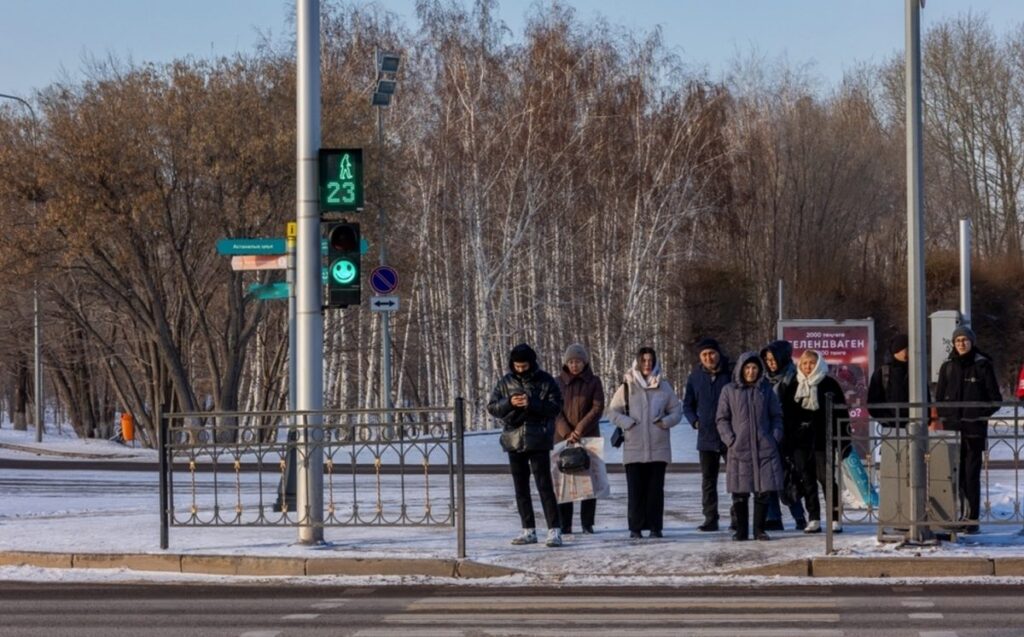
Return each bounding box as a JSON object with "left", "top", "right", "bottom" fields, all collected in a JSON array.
[{"left": 691, "top": 419, "right": 699, "bottom": 430}]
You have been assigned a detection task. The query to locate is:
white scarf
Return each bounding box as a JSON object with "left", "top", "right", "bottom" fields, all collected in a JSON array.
[
  {"left": 630, "top": 361, "right": 663, "bottom": 389},
  {"left": 794, "top": 351, "right": 828, "bottom": 411}
]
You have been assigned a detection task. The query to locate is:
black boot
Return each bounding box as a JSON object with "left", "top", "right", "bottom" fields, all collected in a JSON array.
[
  {"left": 753, "top": 493, "right": 770, "bottom": 540},
  {"left": 731, "top": 495, "right": 749, "bottom": 541}
]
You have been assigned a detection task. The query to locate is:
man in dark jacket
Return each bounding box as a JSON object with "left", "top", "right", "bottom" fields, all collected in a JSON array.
[
  {"left": 867, "top": 333, "right": 911, "bottom": 427},
  {"left": 487, "top": 343, "right": 564, "bottom": 547},
  {"left": 761, "top": 340, "right": 806, "bottom": 530},
  {"left": 935, "top": 326, "right": 1003, "bottom": 534},
  {"left": 683, "top": 337, "right": 733, "bottom": 531}
]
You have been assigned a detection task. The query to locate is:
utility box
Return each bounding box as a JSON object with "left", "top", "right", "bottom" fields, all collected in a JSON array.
[
  {"left": 878, "top": 434, "right": 959, "bottom": 535},
  {"left": 929, "top": 310, "right": 961, "bottom": 384}
]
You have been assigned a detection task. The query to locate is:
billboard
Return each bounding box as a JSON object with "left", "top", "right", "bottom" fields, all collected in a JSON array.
[{"left": 778, "top": 320, "right": 876, "bottom": 441}]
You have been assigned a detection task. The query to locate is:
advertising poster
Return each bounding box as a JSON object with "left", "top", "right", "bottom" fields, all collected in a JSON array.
[{"left": 778, "top": 320, "right": 875, "bottom": 441}]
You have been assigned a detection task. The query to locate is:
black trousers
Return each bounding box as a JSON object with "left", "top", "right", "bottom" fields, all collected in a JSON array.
[
  {"left": 625, "top": 461, "right": 667, "bottom": 533},
  {"left": 732, "top": 492, "right": 769, "bottom": 538},
  {"left": 699, "top": 449, "right": 727, "bottom": 522},
  {"left": 558, "top": 499, "right": 596, "bottom": 533},
  {"left": 792, "top": 447, "right": 840, "bottom": 522},
  {"left": 959, "top": 436, "right": 986, "bottom": 525},
  {"left": 508, "top": 450, "right": 561, "bottom": 530}
]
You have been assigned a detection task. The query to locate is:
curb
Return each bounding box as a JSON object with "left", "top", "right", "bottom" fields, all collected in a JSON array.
[
  {"left": 727, "top": 556, "right": 1024, "bottom": 578},
  {"left": 0, "top": 551, "right": 519, "bottom": 579}
]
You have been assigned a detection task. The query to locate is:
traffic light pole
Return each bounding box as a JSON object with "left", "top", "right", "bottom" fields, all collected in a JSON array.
[{"left": 295, "top": 0, "right": 324, "bottom": 545}]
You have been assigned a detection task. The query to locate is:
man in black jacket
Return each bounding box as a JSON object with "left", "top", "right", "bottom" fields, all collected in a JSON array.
[
  {"left": 487, "top": 343, "right": 564, "bottom": 547},
  {"left": 867, "top": 333, "right": 911, "bottom": 427},
  {"left": 935, "top": 326, "right": 1003, "bottom": 534}
]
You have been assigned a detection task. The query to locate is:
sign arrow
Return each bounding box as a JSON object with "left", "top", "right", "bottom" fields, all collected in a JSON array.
[{"left": 370, "top": 295, "right": 400, "bottom": 312}]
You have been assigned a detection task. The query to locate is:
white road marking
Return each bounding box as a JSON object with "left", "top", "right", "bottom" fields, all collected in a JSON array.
[
  {"left": 281, "top": 613, "right": 320, "bottom": 620},
  {"left": 901, "top": 600, "right": 936, "bottom": 609},
  {"left": 908, "top": 613, "right": 944, "bottom": 620},
  {"left": 239, "top": 632, "right": 282, "bottom": 637},
  {"left": 919, "top": 632, "right": 959, "bottom": 637}
]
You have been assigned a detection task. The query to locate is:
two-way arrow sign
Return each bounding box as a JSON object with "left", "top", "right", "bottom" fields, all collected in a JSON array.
[{"left": 370, "top": 295, "right": 400, "bottom": 312}]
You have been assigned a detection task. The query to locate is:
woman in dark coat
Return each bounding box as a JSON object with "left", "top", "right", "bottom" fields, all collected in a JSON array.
[
  {"left": 554, "top": 343, "right": 605, "bottom": 535},
  {"left": 781, "top": 349, "right": 850, "bottom": 534},
  {"left": 716, "top": 352, "right": 784, "bottom": 541}
]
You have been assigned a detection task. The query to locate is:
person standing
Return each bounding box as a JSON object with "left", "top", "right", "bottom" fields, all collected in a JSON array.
[
  {"left": 607, "top": 347, "right": 683, "bottom": 539},
  {"left": 683, "top": 338, "right": 733, "bottom": 532},
  {"left": 487, "top": 343, "right": 564, "bottom": 547},
  {"left": 760, "top": 340, "right": 807, "bottom": 530},
  {"left": 781, "top": 349, "right": 850, "bottom": 533},
  {"left": 935, "top": 326, "right": 1002, "bottom": 534},
  {"left": 716, "top": 352, "right": 785, "bottom": 541},
  {"left": 554, "top": 343, "right": 605, "bottom": 535},
  {"left": 867, "top": 333, "right": 911, "bottom": 427}
]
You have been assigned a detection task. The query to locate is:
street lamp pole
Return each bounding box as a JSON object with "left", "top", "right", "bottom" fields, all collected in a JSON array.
[
  {"left": 0, "top": 93, "right": 43, "bottom": 443},
  {"left": 372, "top": 51, "right": 400, "bottom": 414}
]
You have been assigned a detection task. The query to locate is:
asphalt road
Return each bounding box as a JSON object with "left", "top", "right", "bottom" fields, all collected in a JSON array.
[{"left": 2, "top": 582, "right": 1022, "bottom": 636}]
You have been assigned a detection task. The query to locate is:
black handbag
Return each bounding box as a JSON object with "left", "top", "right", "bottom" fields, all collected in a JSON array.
[
  {"left": 610, "top": 381, "right": 629, "bottom": 448},
  {"left": 558, "top": 444, "right": 591, "bottom": 473},
  {"left": 499, "top": 426, "right": 525, "bottom": 453}
]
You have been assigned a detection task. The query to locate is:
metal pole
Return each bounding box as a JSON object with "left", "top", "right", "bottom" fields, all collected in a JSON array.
[
  {"left": 0, "top": 93, "right": 43, "bottom": 442},
  {"left": 377, "top": 104, "right": 393, "bottom": 412},
  {"left": 158, "top": 405, "right": 169, "bottom": 550},
  {"left": 905, "top": 0, "right": 931, "bottom": 543},
  {"left": 777, "top": 279, "right": 784, "bottom": 322},
  {"left": 296, "top": 0, "right": 324, "bottom": 545},
  {"left": 456, "top": 397, "right": 467, "bottom": 559},
  {"left": 959, "top": 218, "right": 972, "bottom": 327}
]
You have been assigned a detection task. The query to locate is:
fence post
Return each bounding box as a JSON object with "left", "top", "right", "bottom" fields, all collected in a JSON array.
[
  {"left": 825, "top": 394, "right": 834, "bottom": 555},
  {"left": 455, "top": 397, "right": 467, "bottom": 559},
  {"left": 158, "top": 405, "right": 169, "bottom": 550}
]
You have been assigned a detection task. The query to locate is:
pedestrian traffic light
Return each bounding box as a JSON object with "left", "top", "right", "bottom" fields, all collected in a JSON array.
[
  {"left": 319, "top": 149, "right": 364, "bottom": 213},
  {"left": 323, "top": 221, "right": 361, "bottom": 308}
]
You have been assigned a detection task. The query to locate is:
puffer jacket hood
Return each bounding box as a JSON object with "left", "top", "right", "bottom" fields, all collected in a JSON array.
[
  {"left": 732, "top": 351, "right": 764, "bottom": 386},
  {"left": 508, "top": 343, "right": 538, "bottom": 375},
  {"left": 760, "top": 340, "right": 794, "bottom": 371}
]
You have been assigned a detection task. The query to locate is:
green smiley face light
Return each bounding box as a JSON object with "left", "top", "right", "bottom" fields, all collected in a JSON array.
[{"left": 331, "top": 258, "right": 357, "bottom": 285}]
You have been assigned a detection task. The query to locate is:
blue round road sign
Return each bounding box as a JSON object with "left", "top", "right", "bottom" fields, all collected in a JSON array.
[{"left": 370, "top": 266, "right": 399, "bottom": 294}]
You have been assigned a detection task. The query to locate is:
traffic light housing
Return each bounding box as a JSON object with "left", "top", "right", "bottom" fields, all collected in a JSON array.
[{"left": 323, "top": 221, "right": 361, "bottom": 308}]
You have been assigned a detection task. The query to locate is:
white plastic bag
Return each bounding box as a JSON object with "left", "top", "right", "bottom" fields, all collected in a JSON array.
[{"left": 551, "top": 437, "right": 611, "bottom": 503}]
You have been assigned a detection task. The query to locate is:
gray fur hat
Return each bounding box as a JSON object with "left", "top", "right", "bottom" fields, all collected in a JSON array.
[{"left": 563, "top": 343, "right": 590, "bottom": 366}]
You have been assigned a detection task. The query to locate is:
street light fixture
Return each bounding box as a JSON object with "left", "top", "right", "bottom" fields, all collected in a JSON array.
[{"left": 0, "top": 92, "right": 44, "bottom": 443}]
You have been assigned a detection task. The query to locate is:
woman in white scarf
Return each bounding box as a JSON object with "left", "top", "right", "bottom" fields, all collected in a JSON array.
[{"left": 781, "top": 350, "right": 850, "bottom": 534}]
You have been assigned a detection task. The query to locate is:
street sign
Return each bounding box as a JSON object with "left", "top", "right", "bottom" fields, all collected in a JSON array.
[
  {"left": 230, "top": 255, "right": 288, "bottom": 271},
  {"left": 370, "top": 295, "right": 399, "bottom": 312},
  {"left": 216, "top": 238, "right": 287, "bottom": 256},
  {"left": 248, "top": 281, "right": 290, "bottom": 300},
  {"left": 370, "top": 266, "right": 399, "bottom": 295}
]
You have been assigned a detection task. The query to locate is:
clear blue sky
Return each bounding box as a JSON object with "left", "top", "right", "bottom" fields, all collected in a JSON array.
[{"left": 3, "top": 1, "right": 1023, "bottom": 98}]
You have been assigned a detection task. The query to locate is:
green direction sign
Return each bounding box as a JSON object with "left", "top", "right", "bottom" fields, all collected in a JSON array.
[
  {"left": 217, "top": 238, "right": 287, "bottom": 256},
  {"left": 318, "top": 148, "right": 364, "bottom": 213},
  {"left": 247, "top": 282, "right": 290, "bottom": 300}
]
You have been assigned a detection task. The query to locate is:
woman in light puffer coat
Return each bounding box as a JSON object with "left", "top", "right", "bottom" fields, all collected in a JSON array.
[
  {"left": 607, "top": 347, "right": 683, "bottom": 539},
  {"left": 716, "top": 352, "right": 784, "bottom": 541}
]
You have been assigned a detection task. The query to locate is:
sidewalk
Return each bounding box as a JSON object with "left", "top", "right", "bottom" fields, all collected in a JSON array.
[{"left": 3, "top": 427, "right": 1024, "bottom": 583}]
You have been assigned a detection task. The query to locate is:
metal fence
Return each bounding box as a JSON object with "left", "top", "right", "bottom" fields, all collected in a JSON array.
[
  {"left": 158, "top": 399, "right": 467, "bottom": 555},
  {"left": 826, "top": 398, "right": 1024, "bottom": 553}
]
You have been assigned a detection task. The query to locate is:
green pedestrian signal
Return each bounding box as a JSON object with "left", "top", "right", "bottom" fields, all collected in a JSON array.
[
  {"left": 319, "top": 148, "right": 364, "bottom": 213},
  {"left": 323, "top": 221, "right": 361, "bottom": 308}
]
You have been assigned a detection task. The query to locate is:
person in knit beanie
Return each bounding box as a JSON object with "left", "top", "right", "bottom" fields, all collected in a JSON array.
[{"left": 554, "top": 343, "right": 604, "bottom": 535}]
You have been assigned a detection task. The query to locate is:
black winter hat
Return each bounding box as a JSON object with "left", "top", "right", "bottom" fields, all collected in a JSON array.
[
  {"left": 694, "top": 338, "right": 721, "bottom": 355},
  {"left": 889, "top": 333, "right": 909, "bottom": 356},
  {"left": 509, "top": 343, "right": 537, "bottom": 365},
  {"left": 952, "top": 325, "right": 977, "bottom": 344}
]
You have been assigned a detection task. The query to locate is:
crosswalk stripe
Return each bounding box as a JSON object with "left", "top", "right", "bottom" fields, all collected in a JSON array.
[
  {"left": 382, "top": 612, "right": 842, "bottom": 625},
  {"left": 353, "top": 629, "right": 844, "bottom": 637},
  {"left": 406, "top": 596, "right": 839, "bottom": 611}
]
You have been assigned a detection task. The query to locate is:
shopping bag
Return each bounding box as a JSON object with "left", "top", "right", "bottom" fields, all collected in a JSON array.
[
  {"left": 551, "top": 437, "right": 610, "bottom": 503},
  {"left": 841, "top": 447, "right": 879, "bottom": 509}
]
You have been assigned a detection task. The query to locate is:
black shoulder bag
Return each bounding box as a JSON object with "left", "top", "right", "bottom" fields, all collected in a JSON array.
[{"left": 610, "top": 381, "right": 628, "bottom": 448}]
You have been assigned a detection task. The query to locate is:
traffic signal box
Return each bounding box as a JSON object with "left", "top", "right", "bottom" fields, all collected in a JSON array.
[{"left": 323, "top": 222, "right": 361, "bottom": 308}]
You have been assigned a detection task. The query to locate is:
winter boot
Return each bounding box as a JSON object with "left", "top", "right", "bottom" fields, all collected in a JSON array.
[
  {"left": 545, "top": 528, "right": 563, "bottom": 547},
  {"left": 803, "top": 520, "right": 822, "bottom": 534},
  {"left": 731, "top": 495, "right": 749, "bottom": 541},
  {"left": 697, "top": 518, "right": 719, "bottom": 532},
  {"left": 752, "top": 494, "right": 769, "bottom": 538},
  {"left": 511, "top": 529, "right": 538, "bottom": 545}
]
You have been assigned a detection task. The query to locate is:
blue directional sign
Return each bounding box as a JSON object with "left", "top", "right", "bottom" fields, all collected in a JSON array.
[
  {"left": 370, "top": 266, "right": 399, "bottom": 295},
  {"left": 247, "top": 281, "right": 290, "bottom": 300},
  {"left": 217, "top": 238, "right": 287, "bottom": 256}
]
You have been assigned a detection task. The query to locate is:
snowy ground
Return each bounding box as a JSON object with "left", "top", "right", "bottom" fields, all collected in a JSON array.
[{"left": 3, "top": 422, "right": 1024, "bottom": 586}]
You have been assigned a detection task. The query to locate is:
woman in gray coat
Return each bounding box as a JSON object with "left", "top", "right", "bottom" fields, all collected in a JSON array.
[
  {"left": 607, "top": 347, "right": 683, "bottom": 539},
  {"left": 716, "top": 352, "right": 784, "bottom": 541}
]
